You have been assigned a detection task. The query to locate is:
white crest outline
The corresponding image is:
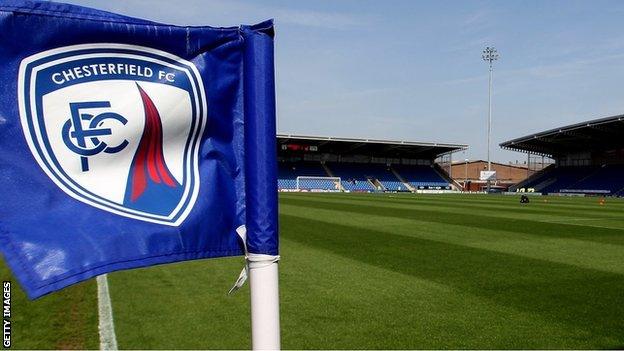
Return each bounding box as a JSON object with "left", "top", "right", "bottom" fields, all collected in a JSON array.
[{"left": 18, "top": 44, "right": 208, "bottom": 226}]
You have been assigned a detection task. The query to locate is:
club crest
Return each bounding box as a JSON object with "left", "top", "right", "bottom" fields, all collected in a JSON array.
[{"left": 18, "top": 44, "right": 207, "bottom": 226}]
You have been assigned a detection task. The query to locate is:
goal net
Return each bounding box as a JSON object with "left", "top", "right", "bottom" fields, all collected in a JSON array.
[{"left": 296, "top": 176, "right": 341, "bottom": 192}]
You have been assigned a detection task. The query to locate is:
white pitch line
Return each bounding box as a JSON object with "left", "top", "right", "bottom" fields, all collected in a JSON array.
[
  {"left": 97, "top": 274, "right": 119, "bottom": 350},
  {"left": 539, "top": 218, "right": 624, "bottom": 229}
]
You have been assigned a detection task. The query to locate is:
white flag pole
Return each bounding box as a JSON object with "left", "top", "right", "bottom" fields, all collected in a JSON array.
[
  {"left": 249, "top": 254, "right": 281, "bottom": 350},
  {"left": 239, "top": 19, "right": 280, "bottom": 351}
]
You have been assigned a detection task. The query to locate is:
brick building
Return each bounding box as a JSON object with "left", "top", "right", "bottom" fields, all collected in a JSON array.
[{"left": 449, "top": 160, "right": 531, "bottom": 191}]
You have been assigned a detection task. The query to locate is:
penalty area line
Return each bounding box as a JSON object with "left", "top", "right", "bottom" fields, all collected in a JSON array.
[{"left": 97, "top": 274, "right": 119, "bottom": 350}]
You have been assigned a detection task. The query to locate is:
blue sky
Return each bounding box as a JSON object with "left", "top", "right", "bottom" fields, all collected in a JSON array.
[{"left": 65, "top": 0, "right": 624, "bottom": 162}]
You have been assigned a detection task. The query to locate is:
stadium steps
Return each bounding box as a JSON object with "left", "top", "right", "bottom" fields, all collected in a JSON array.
[
  {"left": 447, "top": 177, "right": 465, "bottom": 191},
  {"left": 433, "top": 163, "right": 458, "bottom": 190},
  {"left": 369, "top": 178, "right": 384, "bottom": 191},
  {"left": 510, "top": 164, "right": 554, "bottom": 191},
  {"left": 533, "top": 177, "right": 558, "bottom": 192},
  {"left": 389, "top": 166, "right": 415, "bottom": 192},
  {"left": 321, "top": 162, "right": 345, "bottom": 191}
]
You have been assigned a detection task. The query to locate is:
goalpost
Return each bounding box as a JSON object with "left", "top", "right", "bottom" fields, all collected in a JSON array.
[{"left": 296, "top": 176, "right": 342, "bottom": 191}]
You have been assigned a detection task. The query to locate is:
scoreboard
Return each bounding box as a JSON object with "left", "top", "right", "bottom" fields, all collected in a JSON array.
[{"left": 281, "top": 143, "right": 318, "bottom": 152}]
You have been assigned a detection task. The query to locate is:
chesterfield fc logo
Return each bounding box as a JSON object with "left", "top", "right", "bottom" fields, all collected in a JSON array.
[{"left": 18, "top": 44, "right": 207, "bottom": 226}]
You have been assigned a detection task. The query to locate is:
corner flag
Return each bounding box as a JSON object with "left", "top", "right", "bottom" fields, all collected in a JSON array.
[{"left": 0, "top": 0, "right": 279, "bottom": 313}]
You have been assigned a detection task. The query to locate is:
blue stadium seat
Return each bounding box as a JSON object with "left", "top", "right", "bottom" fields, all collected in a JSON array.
[
  {"left": 278, "top": 161, "right": 452, "bottom": 192},
  {"left": 277, "top": 161, "right": 337, "bottom": 190},
  {"left": 522, "top": 165, "right": 624, "bottom": 194},
  {"left": 326, "top": 163, "right": 383, "bottom": 192},
  {"left": 393, "top": 165, "right": 450, "bottom": 189},
  {"left": 569, "top": 165, "right": 624, "bottom": 193}
]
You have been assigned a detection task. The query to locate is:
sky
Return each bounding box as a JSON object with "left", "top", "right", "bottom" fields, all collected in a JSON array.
[{"left": 64, "top": 0, "right": 624, "bottom": 163}]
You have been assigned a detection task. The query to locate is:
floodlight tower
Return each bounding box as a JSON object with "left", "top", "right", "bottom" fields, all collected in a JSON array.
[
  {"left": 464, "top": 158, "right": 469, "bottom": 191},
  {"left": 482, "top": 46, "right": 499, "bottom": 192}
]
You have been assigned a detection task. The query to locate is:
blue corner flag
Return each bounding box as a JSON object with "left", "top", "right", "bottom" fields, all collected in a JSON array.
[{"left": 0, "top": 0, "right": 278, "bottom": 299}]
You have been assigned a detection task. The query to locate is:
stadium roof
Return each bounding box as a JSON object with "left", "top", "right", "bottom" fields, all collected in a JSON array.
[
  {"left": 277, "top": 134, "right": 467, "bottom": 159},
  {"left": 500, "top": 114, "right": 624, "bottom": 157},
  {"left": 451, "top": 159, "right": 529, "bottom": 169}
]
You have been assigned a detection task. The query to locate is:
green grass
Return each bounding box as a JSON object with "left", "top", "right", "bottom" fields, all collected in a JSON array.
[
  {"left": 0, "top": 264, "right": 98, "bottom": 349},
  {"left": 2, "top": 193, "right": 624, "bottom": 349}
]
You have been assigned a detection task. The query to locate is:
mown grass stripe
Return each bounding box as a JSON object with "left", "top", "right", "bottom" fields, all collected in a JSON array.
[
  {"left": 283, "top": 193, "right": 624, "bottom": 221},
  {"left": 286, "top": 192, "right": 624, "bottom": 212},
  {"left": 281, "top": 196, "right": 624, "bottom": 245},
  {"left": 277, "top": 236, "right": 597, "bottom": 349},
  {"left": 281, "top": 202, "right": 624, "bottom": 275},
  {"left": 280, "top": 213, "right": 624, "bottom": 345}
]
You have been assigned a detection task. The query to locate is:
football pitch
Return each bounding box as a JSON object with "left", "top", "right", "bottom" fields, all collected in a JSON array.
[{"left": 3, "top": 193, "right": 624, "bottom": 349}]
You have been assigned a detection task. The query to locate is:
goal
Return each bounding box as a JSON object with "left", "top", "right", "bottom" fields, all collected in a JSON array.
[{"left": 296, "top": 176, "right": 341, "bottom": 192}]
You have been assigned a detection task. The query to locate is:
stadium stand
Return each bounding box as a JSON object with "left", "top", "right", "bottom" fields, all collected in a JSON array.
[
  {"left": 572, "top": 164, "right": 624, "bottom": 194},
  {"left": 374, "top": 166, "right": 410, "bottom": 192},
  {"left": 537, "top": 166, "right": 597, "bottom": 194},
  {"left": 277, "top": 135, "right": 465, "bottom": 192},
  {"left": 501, "top": 114, "right": 624, "bottom": 195},
  {"left": 393, "top": 164, "right": 449, "bottom": 189},
  {"left": 328, "top": 162, "right": 419, "bottom": 192},
  {"left": 278, "top": 161, "right": 338, "bottom": 191},
  {"left": 326, "top": 162, "right": 377, "bottom": 191}
]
